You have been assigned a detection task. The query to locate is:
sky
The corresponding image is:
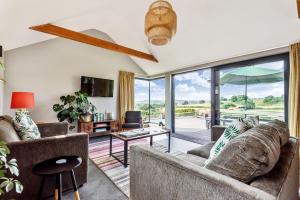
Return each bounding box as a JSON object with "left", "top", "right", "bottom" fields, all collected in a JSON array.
[
  {"left": 135, "top": 78, "right": 165, "bottom": 102},
  {"left": 135, "top": 61, "right": 285, "bottom": 102}
]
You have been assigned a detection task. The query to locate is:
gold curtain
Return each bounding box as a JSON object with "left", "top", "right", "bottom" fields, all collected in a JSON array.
[
  {"left": 118, "top": 71, "right": 135, "bottom": 124},
  {"left": 289, "top": 43, "right": 300, "bottom": 139}
]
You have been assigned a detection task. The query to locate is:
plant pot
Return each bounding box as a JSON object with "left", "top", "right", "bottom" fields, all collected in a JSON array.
[{"left": 79, "top": 114, "right": 92, "bottom": 122}]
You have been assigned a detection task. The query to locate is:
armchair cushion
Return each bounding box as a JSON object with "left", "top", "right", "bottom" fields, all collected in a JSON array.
[
  {"left": 37, "top": 122, "right": 68, "bottom": 138},
  {"left": 125, "top": 111, "right": 142, "bottom": 123},
  {"left": 0, "top": 116, "right": 21, "bottom": 142},
  {"left": 122, "top": 123, "right": 141, "bottom": 129}
]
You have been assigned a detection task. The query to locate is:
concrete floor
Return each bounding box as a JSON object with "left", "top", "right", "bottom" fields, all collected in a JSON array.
[
  {"left": 49, "top": 136, "right": 200, "bottom": 200},
  {"left": 46, "top": 160, "right": 127, "bottom": 200}
]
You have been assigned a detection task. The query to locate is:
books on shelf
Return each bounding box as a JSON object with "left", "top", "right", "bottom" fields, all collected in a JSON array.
[
  {"left": 94, "top": 128, "right": 107, "bottom": 133},
  {"left": 94, "top": 124, "right": 109, "bottom": 128}
]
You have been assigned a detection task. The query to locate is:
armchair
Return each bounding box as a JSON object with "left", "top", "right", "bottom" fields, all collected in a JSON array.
[
  {"left": 122, "top": 111, "right": 142, "bottom": 130},
  {"left": 0, "top": 116, "right": 88, "bottom": 200}
]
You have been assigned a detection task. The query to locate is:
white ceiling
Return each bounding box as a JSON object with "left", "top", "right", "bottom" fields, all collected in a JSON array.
[{"left": 1, "top": 0, "right": 300, "bottom": 75}]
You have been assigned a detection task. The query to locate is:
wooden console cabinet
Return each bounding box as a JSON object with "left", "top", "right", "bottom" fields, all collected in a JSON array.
[{"left": 78, "top": 120, "right": 119, "bottom": 137}]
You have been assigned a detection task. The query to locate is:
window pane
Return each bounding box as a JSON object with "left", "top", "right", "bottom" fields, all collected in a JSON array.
[
  {"left": 219, "top": 60, "right": 285, "bottom": 124},
  {"left": 134, "top": 79, "right": 150, "bottom": 122},
  {"left": 150, "top": 78, "right": 165, "bottom": 126},
  {"left": 173, "top": 69, "right": 211, "bottom": 133}
]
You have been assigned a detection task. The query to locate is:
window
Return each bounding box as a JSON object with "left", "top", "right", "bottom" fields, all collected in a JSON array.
[
  {"left": 134, "top": 77, "right": 166, "bottom": 126},
  {"left": 173, "top": 69, "right": 211, "bottom": 133},
  {"left": 150, "top": 78, "right": 165, "bottom": 125},
  {"left": 214, "top": 54, "right": 289, "bottom": 125},
  {"left": 134, "top": 79, "right": 150, "bottom": 122}
]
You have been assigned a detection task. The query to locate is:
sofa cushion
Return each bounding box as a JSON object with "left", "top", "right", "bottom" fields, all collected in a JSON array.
[
  {"left": 205, "top": 121, "right": 281, "bottom": 183},
  {"left": 0, "top": 115, "right": 21, "bottom": 142},
  {"left": 13, "top": 111, "right": 41, "bottom": 140},
  {"left": 187, "top": 141, "right": 215, "bottom": 159},
  {"left": 240, "top": 116, "right": 259, "bottom": 127},
  {"left": 207, "top": 117, "right": 257, "bottom": 163},
  {"left": 249, "top": 137, "right": 297, "bottom": 197},
  {"left": 266, "top": 119, "right": 290, "bottom": 147}
]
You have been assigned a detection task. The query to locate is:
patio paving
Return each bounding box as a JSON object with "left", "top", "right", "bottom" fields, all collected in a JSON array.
[{"left": 173, "top": 117, "right": 212, "bottom": 144}]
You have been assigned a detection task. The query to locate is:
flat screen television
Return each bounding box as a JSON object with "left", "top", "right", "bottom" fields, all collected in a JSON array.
[{"left": 81, "top": 76, "right": 114, "bottom": 97}]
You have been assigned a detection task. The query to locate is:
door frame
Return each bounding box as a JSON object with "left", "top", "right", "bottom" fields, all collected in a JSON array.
[{"left": 211, "top": 53, "right": 289, "bottom": 126}]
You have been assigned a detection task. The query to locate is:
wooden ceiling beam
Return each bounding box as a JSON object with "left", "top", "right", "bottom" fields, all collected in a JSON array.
[
  {"left": 297, "top": 0, "right": 300, "bottom": 18},
  {"left": 29, "top": 24, "right": 158, "bottom": 63}
]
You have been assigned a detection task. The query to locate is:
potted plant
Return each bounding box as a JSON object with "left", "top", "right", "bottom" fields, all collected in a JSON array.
[
  {"left": 75, "top": 91, "right": 96, "bottom": 122},
  {"left": 53, "top": 91, "right": 96, "bottom": 130},
  {"left": 0, "top": 141, "right": 23, "bottom": 196}
]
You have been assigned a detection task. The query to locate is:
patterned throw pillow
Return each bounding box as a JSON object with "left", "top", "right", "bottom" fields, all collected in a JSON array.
[
  {"left": 240, "top": 116, "right": 259, "bottom": 127},
  {"left": 205, "top": 116, "right": 259, "bottom": 164},
  {"left": 13, "top": 111, "right": 41, "bottom": 140}
]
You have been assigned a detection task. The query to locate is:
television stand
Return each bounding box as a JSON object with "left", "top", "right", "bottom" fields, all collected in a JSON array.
[{"left": 78, "top": 120, "right": 119, "bottom": 137}]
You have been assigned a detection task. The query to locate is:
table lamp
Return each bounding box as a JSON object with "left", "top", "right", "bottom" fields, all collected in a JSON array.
[{"left": 10, "top": 92, "right": 35, "bottom": 114}]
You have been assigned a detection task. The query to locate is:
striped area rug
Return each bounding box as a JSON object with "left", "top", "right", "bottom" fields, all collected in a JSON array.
[{"left": 88, "top": 138, "right": 179, "bottom": 197}]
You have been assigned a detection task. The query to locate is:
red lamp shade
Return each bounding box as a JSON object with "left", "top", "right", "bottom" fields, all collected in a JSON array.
[{"left": 10, "top": 92, "right": 35, "bottom": 109}]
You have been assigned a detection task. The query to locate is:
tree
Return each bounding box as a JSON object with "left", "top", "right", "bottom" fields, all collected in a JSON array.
[
  {"left": 242, "top": 99, "right": 255, "bottom": 109},
  {"left": 231, "top": 95, "right": 248, "bottom": 102},
  {"left": 182, "top": 101, "right": 189, "bottom": 105},
  {"left": 222, "top": 103, "right": 236, "bottom": 109},
  {"left": 231, "top": 96, "right": 238, "bottom": 102},
  {"left": 263, "top": 95, "right": 279, "bottom": 104},
  {"left": 220, "top": 97, "right": 227, "bottom": 101}
]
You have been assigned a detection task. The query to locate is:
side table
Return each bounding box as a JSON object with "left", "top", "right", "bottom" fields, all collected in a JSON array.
[{"left": 32, "top": 156, "right": 82, "bottom": 200}]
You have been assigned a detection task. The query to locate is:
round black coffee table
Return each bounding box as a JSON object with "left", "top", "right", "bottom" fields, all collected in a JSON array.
[{"left": 32, "top": 156, "right": 82, "bottom": 200}]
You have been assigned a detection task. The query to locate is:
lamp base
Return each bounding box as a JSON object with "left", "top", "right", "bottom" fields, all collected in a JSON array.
[{"left": 15, "top": 109, "right": 30, "bottom": 116}]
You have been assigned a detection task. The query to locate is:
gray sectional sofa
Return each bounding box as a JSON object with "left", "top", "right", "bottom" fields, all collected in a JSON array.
[{"left": 130, "top": 125, "right": 299, "bottom": 200}]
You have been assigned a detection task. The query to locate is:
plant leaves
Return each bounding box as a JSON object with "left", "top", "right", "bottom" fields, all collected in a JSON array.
[
  {"left": 53, "top": 104, "right": 64, "bottom": 112},
  {"left": 14, "top": 180, "right": 23, "bottom": 194},
  {"left": 0, "top": 179, "right": 9, "bottom": 188},
  {"left": 5, "top": 181, "right": 13, "bottom": 193},
  {"left": 8, "top": 165, "right": 19, "bottom": 176}
]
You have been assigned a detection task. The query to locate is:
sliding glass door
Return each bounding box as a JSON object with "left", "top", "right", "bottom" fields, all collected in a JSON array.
[
  {"left": 214, "top": 54, "right": 289, "bottom": 125},
  {"left": 173, "top": 69, "right": 211, "bottom": 133}
]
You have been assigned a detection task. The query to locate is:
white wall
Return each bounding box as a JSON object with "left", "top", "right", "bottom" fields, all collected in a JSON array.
[
  {"left": 0, "top": 82, "right": 3, "bottom": 115},
  {"left": 0, "top": 49, "right": 4, "bottom": 115},
  {"left": 3, "top": 29, "right": 145, "bottom": 122}
]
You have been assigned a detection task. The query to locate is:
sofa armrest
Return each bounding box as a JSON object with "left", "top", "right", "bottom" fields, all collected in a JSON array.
[
  {"left": 130, "top": 145, "right": 275, "bottom": 200},
  {"left": 211, "top": 125, "right": 226, "bottom": 141},
  {"left": 37, "top": 122, "right": 68, "bottom": 138},
  {"left": 6, "top": 133, "right": 88, "bottom": 199}
]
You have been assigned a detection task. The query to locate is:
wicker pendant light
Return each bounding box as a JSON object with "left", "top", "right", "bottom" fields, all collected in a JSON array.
[{"left": 145, "top": 0, "right": 177, "bottom": 46}]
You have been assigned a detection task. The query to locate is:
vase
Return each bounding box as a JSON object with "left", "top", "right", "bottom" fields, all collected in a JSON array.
[{"left": 79, "top": 114, "right": 92, "bottom": 122}]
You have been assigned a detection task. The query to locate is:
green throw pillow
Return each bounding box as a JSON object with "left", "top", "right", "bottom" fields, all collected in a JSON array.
[
  {"left": 206, "top": 116, "right": 259, "bottom": 164},
  {"left": 13, "top": 111, "right": 41, "bottom": 140}
]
